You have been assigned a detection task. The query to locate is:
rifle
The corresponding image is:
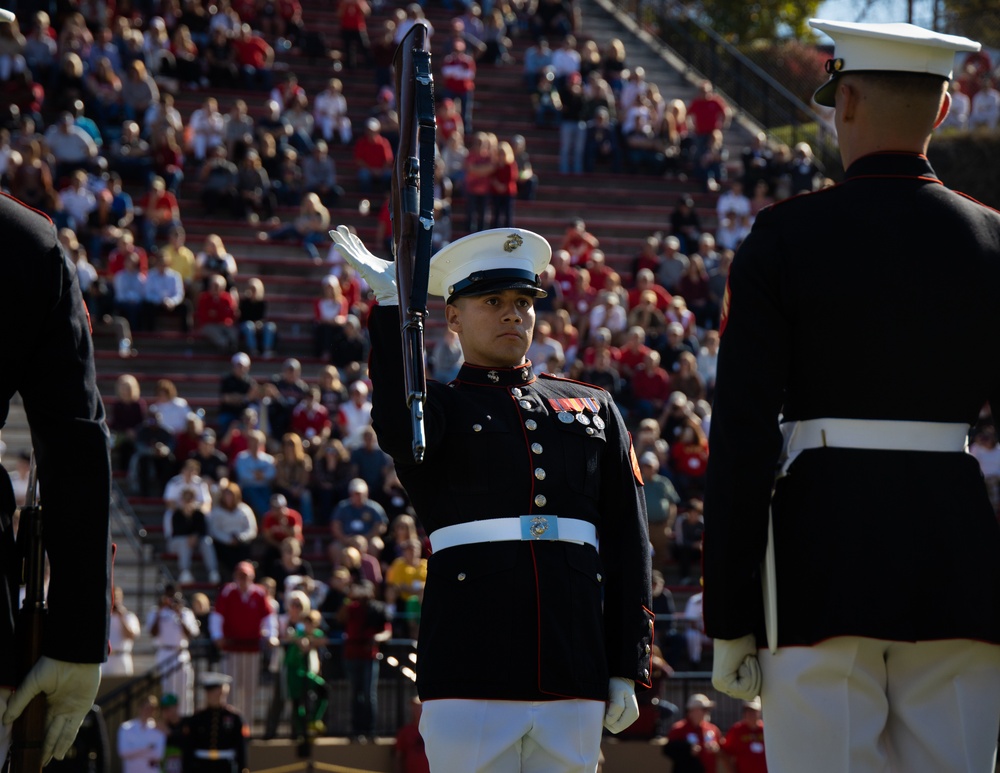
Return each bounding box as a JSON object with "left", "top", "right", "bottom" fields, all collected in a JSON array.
[
  {"left": 391, "top": 21, "right": 436, "bottom": 464},
  {"left": 10, "top": 454, "right": 45, "bottom": 773}
]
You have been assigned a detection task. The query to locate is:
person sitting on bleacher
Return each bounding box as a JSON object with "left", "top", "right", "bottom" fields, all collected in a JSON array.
[
  {"left": 141, "top": 249, "right": 190, "bottom": 332},
  {"left": 195, "top": 233, "right": 238, "bottom": 291},
  {"left": 236, "top": 148, "right": 276, "bottom": 223},
  {"left": 238, "top": 278, "right": 278, "bottom": 358},
  {"left": 195, "top": 273, "right": 239, "bottom": 353},
  {"left": 164, "top": 467, "right": 220, "bottom": 584},
  {"left": 208, "top": 481, "right": 260, "bottom": 573},
  {"left": 137, "top": 174, "right": 182, "bottom": 252}
]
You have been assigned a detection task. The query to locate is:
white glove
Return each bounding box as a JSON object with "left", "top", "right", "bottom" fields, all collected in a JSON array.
[
  {"left": 329, "top": 225, "right": 399, "bottom": 305},
  {"left": 2, "top": 656, "right": 101, "bottom": 765},
  {"left": 0, "top": 688, "right": 11, "bottom": 769},
  {"left": 711, "top": 635, "right": 762, "bottom": 701},
  {"left": 603, "top": 677, "right": 639, "bottom": 734}
]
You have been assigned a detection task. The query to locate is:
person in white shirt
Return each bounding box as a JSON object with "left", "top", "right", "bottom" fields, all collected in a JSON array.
[
  {"left": 117, "top": 696, "right": 165, "bottom": 773},
  {"left": 969, "top": 78, "right": 1000, "bottom": 130},
  {"left": 314, "top": 78, "right": 352, "bottom": 145},
  {"left": 105, "top": 586, "right": 141, "bottom": 677},
  {"left": 147, "top": 586, "right": 199, "bottom": 715},
  {"left": 338, "top": 381, "right": 373, "bottom": 449},
  {"left": 938, "top": 81, "right": 970, "bottom": 130}
]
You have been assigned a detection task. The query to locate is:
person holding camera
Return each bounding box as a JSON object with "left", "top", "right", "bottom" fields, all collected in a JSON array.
[{"left": 147, "top": 586, "right": 199, "bottom": 715}]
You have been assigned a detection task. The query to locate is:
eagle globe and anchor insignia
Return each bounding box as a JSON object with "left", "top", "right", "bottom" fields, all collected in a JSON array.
[
  {"left": 504, "top": 234, "right": 524, "bottom": 252},
  {"left": 520, "top": 514, "right": 558, "bottom": 540}
]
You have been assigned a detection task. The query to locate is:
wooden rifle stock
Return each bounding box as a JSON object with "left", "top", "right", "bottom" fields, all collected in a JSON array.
[
  {"left": 10, "top": 457, "right": 46, "bottom": 773},
  {"left": 391, "top": 22, "right": 436, "bottom": 463}
]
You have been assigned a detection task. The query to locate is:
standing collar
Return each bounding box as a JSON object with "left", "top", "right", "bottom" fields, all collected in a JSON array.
[
  {"left": 455, "top": 361, "right": 536, "bottom": 387},
  {"left": 844, "top": 151, "right": 939, "bottom": 182}
]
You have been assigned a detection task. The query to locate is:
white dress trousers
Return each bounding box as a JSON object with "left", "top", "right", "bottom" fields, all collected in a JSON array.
[
  {"left": 419, "top": 698, "right": 605, "bottom": 773},
  {"left": 759, "top": 636, "right": 1000, "bottom": 773}
]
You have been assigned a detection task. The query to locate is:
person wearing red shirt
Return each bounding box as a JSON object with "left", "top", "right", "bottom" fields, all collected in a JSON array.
[
  {"left": 195, "top": 274, "right": 238, "bottom": 352},
  {"left": 440, "top": 38, "right": 476, "bottom": 131},
  {"left": 106, "top": 231, "right": 149, "bottom": 277},
  {"left": 233, "top": 23, "right": 274, "bottom": 89},
  {"left": 586, "top": 249, "right": 615, "bottom": 292},
  {"left": 209, "top": 562, "right": 276, "bottom": 730},
  {"left": 261, "top": 493, "right": 304, "bottom": 565},
  {"left": 664, "top": 693, "right": 723, "bottom": 773},
  {"left": 630, "top": 235, "right": 662, "bottom": 283},
  {"left": 721, "top": 698, "right": 768, "bottom": 773},
  {"left": 338, "top": 578, "right": 390, "bottom": 741},
  {"left": 463, "top": 132, "right": 495, "bottom": 233},
  {"left": 435, "top": 98, "right": 463, "bottom": 144},
  {"left": 618, "top": 326, "right": 653, "bottom": 380},
  {"left": 627, "top": 268, "right": 673, "bottom": 312},
  {"left": 354, "top": 118, "right": 393, "bottom": 194},
  {"left": 631, "top": 350, "right": 672, "bottom": 421},
  {"left": 338, "top": 0, "right": 370, "bottom": 69},
  {"left": 291, "top": 389, "right": 332, "bottom": 443},
  {"left": 687, "top": 80, "right": 731, "bottom": 157},
  {"left": 489, "top": 140, "right": 518, "bottom": 229},
  {"left": 560, "top": 217, "right": 599, "bottom": 267},
  {"left": 671, "top": 422, "right": 709, "bottom": 495},
  {"left": 138, "top": 175, "right": 180, "bottom": 251}
]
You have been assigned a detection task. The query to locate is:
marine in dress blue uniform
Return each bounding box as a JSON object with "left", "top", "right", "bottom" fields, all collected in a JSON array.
[
  {"left": 703, "top": 20, "right": 1000, "bottom": 773},
  {"left": 181, "top": 673, "right": 249, "bottom": 773},
  {"left": 332, "top": 226, "right": 653, "bottom": 772},
  {"left": 0, "top": 175, "right": 112, "bottom": 764}
]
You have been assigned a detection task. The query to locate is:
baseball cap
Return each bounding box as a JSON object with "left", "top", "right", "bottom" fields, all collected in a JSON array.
[
  {"left": 809, "top": 19, "right": 981, "bottom": 107},
  {"left": 639, "top": 452, "right": 659, "bottom": 468},
  {"left": 160, "top": 693, "right": 179, "bottom": 708},
  {"left": 687, "top": 693, "right": 715, "bottom": 710},
  {"left": 231, "top": 352, "right": 251, "bottom": 368},
  {"left": 427, "top": 228, "right": 551, "bottom": 304}
]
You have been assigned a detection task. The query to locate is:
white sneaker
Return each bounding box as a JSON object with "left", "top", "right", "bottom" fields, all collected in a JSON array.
[
  {"left": 179, "top": 570, "right": 194, "bottom": 584},
  {"left": 208, "top": 570, "right": 221, "bottom": 583}
]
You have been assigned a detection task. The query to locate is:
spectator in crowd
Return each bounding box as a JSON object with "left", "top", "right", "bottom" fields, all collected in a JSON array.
[
  {"left": 385, "top": 538, "right": 427, "bottom": 638},
  {"left": 523, "top": 37, "right": 553, "bottom": 91},
  {"left": 337, "top": 380, "right": 373, "bottom": 449},
  {"left": 354, "top": 117, "right": 393, "bottom": 195},
  {"left": 58, "top": 169, "right": 96, "bottom": 230},
  {"left": 112, "top": 252, "right": 147, "bottom": 331},
  {"left": 195, "top": 273, "right": 238, "bottom": 352},
  {"left": 266, "top": 538, "right": 315, "bottom": 612},
  {"left": 330, "top": 478, "right": 388, "bottom": 546},
  {"left": 189, "top": 429, "right": 230, "bottom": 489},
  {"left": 198, "top": 145, "right": 240, "bottom": 215},
  {"left": 147, "top": 586, "right": 199, "bottom": 715},
  {"left": 969, "top": 76, "right": 1000, "bottom": 130},
  {"left": 44, "top": 109, "right": 99, "bottom": 179},
  {"left": 584, "top": 105, "right": 621, "bottom": 173},
  {"left": 165, "top": 488, "right": 221, "bottom": 585},
  {"left": 105, "top": 586, "right": 142, "bottom": 677},
  {"left": 232, "top": 429, "right": 277, "bottom": 517},
  {"left": 149, "top": 378, "right": 191, "bottom": 436},
  {"left": 141, "top": 251, "right": 189, "bottom": 332},
  {"left": 687, "top": 80, "right": 731, "bottom": 158},
  {"left": 188, "top": 97, "right": 225, "bottom": 162},
  {"left": 110, "top": 373, "right": 147, "bottom": 473},
  {"left": 302, "top": 140, "right": 343, "bottom": 207},
  {"left": 349, "top": 425, "right": 391, "bottom": 494},
  {"left": 218, "top": 352, "right": 260, "bottom": 434},
  {"left": 209, "top": 481, "right": 260, "bottom": 573},
  {"left": 117, "top": 695, "right": 166, "bottom": 773},
  {"left": 720, "top": 697, "right": 767, "bottom": 773},
  {"left": 261, "top": 191, "right": 330, "bottom": 261},
  {"left": 274, "top": 432, "right": 314, "bottom": 524},
  {"left": 291, "top": 388, "right": 333, "bottom": 445},
  {"left": 234, "top": 23, "right": 275, "bottom": 90},
  {"left": 211, "top": 562, "right": 277, "bottom": 732},
  {"left": 669, "top": 196, "right": 702, "bottom": 256},
  {"left": 265, "top": 358, "right": 311, "bottom": 440},
  {"left": 639, "top": 452, "right": 680, "bottom": 572},
  {"left": 663, "top": 693, "right": 722, "bottom": 771},
  {"left": 138, "top": 175, "right": 181, "bottom": 252},
  {"left": 490, "top": 140, "right": 517, "bottom": 228},
  {"left": 205, "top": 26, "right": 239, "bottom": 88},
  {"left": 671, "top": 420, "right": 709, "bottom": 496},
  {"left": 673, "top": 499, "right": 706, "bottom": 584},
  {"left": 163, "top": 457, "right": 213, "bottom": 514},
  {"left": 238, "top": 278, "right": 277, "bottom": 358},
  {"left": 441, "top": 38, "right": 476, "bottom": 132},
  {"left": 314, "top": 79, "right": 352, "bottom": 146},
  {"left": 463, "top": 131, "right": 494, "bottom": 233},
  {"left": 338, "top": 577, "right": 390, "bottom": 742},
  {"left": 311, "top": 437, "right": 353, "bottom": 525},
  {"left": 511, "top": 134, "right": 538, "bottom": 201},
  {"left": 696, "top": 329, "right": 720, "bottom": 397},
  {"left": 236, "top": 148, "right": 276, "bottom": 223},
  {"left": 261, "top": 494, "right": 305, "bottom": 559},
  {"left": 277, "top": 591, "right": 329, "bottom": 743},
  {"left": 339, "top": 0, "right": 371, "bottom": 69},
  {"left": 195, "top": 233, "right": 238, "bottom": 292}
]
